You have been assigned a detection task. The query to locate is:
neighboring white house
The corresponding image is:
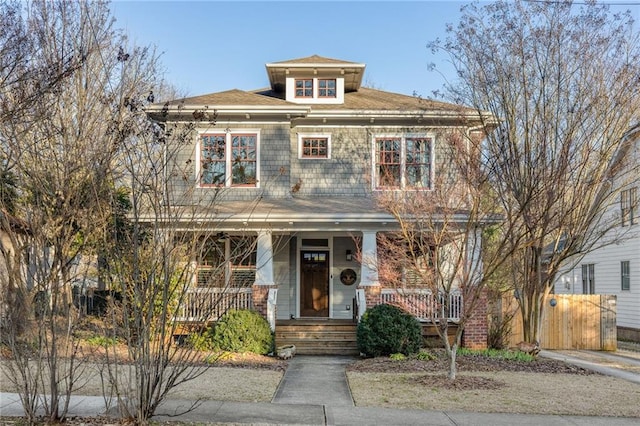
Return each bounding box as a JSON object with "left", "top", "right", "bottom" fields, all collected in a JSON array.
[{"left": 555, "top": 128, "right": 640, "bottom": 342}]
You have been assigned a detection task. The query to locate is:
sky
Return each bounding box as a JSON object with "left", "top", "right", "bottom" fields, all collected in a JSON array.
[
  {"left": 109, "top": 0, "right": 468, "bottom": 99},
  {"left": 110, "top": 1, "right": 640, "bottom": 100}
]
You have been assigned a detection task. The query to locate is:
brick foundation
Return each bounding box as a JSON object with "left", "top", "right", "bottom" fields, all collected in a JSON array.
[
  {"left": 462, "top": 289, "right": 489, "bottom": 349},
  {"left": 252, "top": 284, "right": 278, "bottom": 318}
]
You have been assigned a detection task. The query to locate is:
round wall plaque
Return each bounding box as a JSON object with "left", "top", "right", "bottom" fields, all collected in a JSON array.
[{"left": 340, "top": 268, "right": 357, "bottom": 286}]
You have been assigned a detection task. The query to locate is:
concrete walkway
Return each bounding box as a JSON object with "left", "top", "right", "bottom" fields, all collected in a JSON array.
[
  {"left": 540, "top": 348, "right": 640, "bottom": 385},
  {"left": 272, "top": 355, "right": 355, "bottom": 406},
  {"left": 2, "top": 349, "right": 640, "bottom": 425}
]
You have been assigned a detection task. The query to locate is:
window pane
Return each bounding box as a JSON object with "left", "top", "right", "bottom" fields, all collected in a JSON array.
[{"left": 201, "top": 134, "right": 226, "bottom": 185}]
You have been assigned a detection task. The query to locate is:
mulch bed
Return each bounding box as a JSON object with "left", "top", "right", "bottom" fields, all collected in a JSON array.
[
  {"left": 347, "top": 350, "right": 599, "bottom": 375},
  {"left": 346, "top": 349, "right": 599, "bottom": 391}
]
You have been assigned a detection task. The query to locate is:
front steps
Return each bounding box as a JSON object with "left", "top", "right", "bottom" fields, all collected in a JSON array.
[{"left": 275, "top": 319, "right": 359, "bottom": 356}]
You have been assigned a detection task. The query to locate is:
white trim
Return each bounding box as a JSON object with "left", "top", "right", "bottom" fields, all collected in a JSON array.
[
  {"left": 371, "top": 132, "right": 436, "bottom": 191},
  {"left": 196, "top": 128, "right": 261, "bottom": 189},
  {"left": 297, "top": 132, "right": 332, "bottom": 159}
]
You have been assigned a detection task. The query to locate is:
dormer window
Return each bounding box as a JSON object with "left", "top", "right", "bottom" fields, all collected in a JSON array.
[
  {"left": 295, "top": 79, "right": 313, "bottom": 98},
  {"left": 318, "top": 79, "right": 336, "bottom": 98}
]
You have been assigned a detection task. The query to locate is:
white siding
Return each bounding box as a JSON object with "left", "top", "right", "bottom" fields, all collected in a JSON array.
[{"left": 556, "top": 235, "right": 639, "bottom": 329}]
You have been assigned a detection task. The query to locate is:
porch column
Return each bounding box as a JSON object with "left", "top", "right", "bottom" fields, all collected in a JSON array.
[
  {"left": 359, "top": 230, "right": 379, "bottom": 286},
  {"left": 255, "top": 230, "right": 274, "bottom": 286},
  {"left": 466, "top": 227, "right": 483, "bottom": 286},
  {"left": 252, "top": 230, "right": 277, "bottom": 318}
]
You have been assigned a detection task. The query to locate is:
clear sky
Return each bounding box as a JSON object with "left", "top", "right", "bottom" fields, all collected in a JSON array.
[
  {"left": 110, "top": 0, "right": 640, "bottom": 100},
  {"left": 109, "top": 0, "right": 469, "bottom": 99}
]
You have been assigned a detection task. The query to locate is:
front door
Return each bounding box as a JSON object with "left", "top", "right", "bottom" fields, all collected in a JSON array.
[{"left": 300, "top": 251, "right": 329, "bottom": 317}]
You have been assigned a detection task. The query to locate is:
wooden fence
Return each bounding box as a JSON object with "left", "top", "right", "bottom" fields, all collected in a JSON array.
[{"left": 503, "top": 294, "right": 617, "bottom": 350}]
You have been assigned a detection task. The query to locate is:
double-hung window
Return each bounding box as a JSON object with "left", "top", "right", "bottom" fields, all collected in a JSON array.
[
  {"left": 375, "top": 135, "right": 433, "bottom": 189},
  {"left": 581, "top": 263, "right": 595, "bottom": 294},
  {"left": 621, "top": 187, "right": 638, "bottom": 226},
  {"left": 200, "top": 132, "right": 258, "bottom": 187}
]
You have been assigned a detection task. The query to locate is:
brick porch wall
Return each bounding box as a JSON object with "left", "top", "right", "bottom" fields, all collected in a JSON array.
[
  {"left": 462, "top": 289, "right": 488, "bottom": 349},
  {"left": 252, "top": 284, "right": 278, "bottom": 318},
  {"left": 358, "top": 285, "right": 381, "bottom": 309}
]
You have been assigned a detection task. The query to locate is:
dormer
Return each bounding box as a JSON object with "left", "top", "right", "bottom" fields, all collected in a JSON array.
[{"left": 265, "top": 55, "right": 365, "bottom": 105}]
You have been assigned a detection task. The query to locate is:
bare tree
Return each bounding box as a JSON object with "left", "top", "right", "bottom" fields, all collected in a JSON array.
[
  {"left": 430, "top": 0, "right": 640, "bottom": 343},
  {"left": 370, "top": 127, "right": 510, "bottom": 380},
  {"left": 0, "top": 0, "right": 161, "bottom": 422}
]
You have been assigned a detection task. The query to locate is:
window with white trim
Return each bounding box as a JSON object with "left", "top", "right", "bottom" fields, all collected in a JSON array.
[
  {"left": 199, "top": 131, "right": 258, "bottom": 187},
  {"left": 374, "top": 135, "right": 433, "bottom": 189},
  {"left": 298, "top": 133, "right": 331, "bottom": 159},
  {"left": 621, "top": 261, "right": 630, "bottom": 291}
]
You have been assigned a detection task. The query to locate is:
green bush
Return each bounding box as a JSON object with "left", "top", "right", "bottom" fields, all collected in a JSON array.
[
  {"left": 415, "top": 350, "right": 436, "bottom": 361},
  {"left": 357, "top": 304, "right": 423, "bottom": 357},
  {"left": 389, "top": 353, "right": 406, "bottom": 361},
  {"left": 209, "top": 309, "right": 273, "bottom": 355}
]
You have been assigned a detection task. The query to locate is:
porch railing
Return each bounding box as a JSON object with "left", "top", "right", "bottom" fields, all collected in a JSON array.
[
  {"left": 175, "top": 287, "right": 253, "bottom": 322},
  {"left": 380, "top": 288, "right": 462, "bottom": 322}
]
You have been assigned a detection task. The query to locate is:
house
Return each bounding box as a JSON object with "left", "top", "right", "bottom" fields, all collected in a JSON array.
[
  {"left": 146, "top": 55, "right": 493, "bottom": 352},
  {"left": 554, "top": 126, "right": 640, "bottom": 343}
]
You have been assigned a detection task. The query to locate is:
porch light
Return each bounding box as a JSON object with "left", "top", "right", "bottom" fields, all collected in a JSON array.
[{"left": 346, "top": 250, "right": 353, "bottom": 261}]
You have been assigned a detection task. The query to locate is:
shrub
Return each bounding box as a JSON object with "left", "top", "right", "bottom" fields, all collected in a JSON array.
[
  {"left": 357, "top": 303, "right": 423, "bottom": 357},
  {"left": 389, "top": 353, "right": 406, "bottom": 361},
  {"left": 415, "top": 350, "right": 436, "bottom": 361},
  {"left": 210, "top": 309, "right": 273, "bottom": 355}
]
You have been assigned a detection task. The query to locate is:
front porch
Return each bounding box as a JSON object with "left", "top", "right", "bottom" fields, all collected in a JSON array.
[{"left": 173, "top": 286, "right": 465, "bottom": 353}]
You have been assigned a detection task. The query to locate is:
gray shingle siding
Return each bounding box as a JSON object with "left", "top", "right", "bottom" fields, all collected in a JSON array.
[
  {"left": 167, "top": 123, "right": 464, "bottom": 205},
  {"left": 290, "top": 127, "right": 371, "bottom": 198}
]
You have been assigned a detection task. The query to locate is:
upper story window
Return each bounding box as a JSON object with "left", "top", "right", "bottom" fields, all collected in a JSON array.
[
  {"left": 374, "top": 135, "right": 433, "bottom": 190},
  {"left": 199, "top": 131, "right": 259, "bottom": 187},
  {"left": 286, "top": 77, "right": 344, "bottom": 104},
  {"left": 298, "top": 133, "right": 331, "bottom": 159},
  {"left": 318, "top": 79, "right": 336, "bottom": 98},
  {"left": 295, "top": 79, "right": 313, "bottom": 98},
  {"left": 621, "top": 187, "right": 638, "bottom": 226}
]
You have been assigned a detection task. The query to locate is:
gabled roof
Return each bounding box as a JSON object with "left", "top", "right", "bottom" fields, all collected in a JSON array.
[{"left": 265, "top": 54, "right": 366, "bottom": 92}]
